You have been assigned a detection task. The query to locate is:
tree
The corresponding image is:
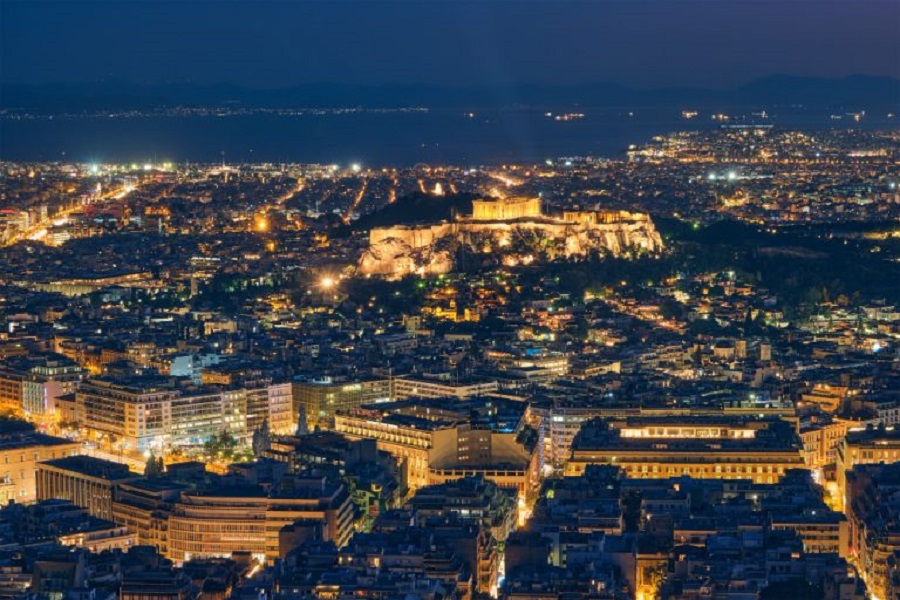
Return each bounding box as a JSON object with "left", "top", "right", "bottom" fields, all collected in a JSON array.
[
  {"left": 659, "top": 297, "right": 685, "bottom": 321},
  {"left": 144, "top": 451, "right": 164, "bottom": 478},
  {"left": 295, "top": 407, "right": 310, "bottom": 436},
  {"left": 204, "top": 430, "right": 240, "bottom": 459},
  {"left": 621, "top": 491, "right": 642, "bottom": 533},
  {"left": 252, "top": 418, "right": 272, "bottom": 456}
]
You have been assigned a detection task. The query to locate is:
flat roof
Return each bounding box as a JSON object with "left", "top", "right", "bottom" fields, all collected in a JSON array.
[
  {"left": 39, "top": 455, "right": 133, "bottom": 480},
  {"left": 0, "top": 432, "right": 78, "bottom": 452}
]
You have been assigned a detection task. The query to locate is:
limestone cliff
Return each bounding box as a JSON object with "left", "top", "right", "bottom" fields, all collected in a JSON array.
[
  {"left": 358, "top": 236, "right": 455, "bottom": 277},
  {"left": 358, "top": 208, "right": 664, "bottom": 279}
]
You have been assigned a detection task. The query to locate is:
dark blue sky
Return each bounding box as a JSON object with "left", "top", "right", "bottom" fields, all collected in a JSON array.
[{"left": 2, "top": 0, "right": 898, "bottom": 89}]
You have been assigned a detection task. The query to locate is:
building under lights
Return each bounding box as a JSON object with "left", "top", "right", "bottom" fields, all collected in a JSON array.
[
  {"left": 0, "top": 422, "right": 81, "bottom": 504},
  {"left": 844, "top": 462, "right": 900, "bottom": 600},
  {"left": 835, "top": 425, "right": 900, "bottom": 512},
  {"left": 566, "top": 416, "right": 804, "bottom": 483},
  {"left": 0, "top": 353, "right": 84, "bottom": 420},
  {"left": 333, "top": 397, "right": 539, "bottom": 503},
  {"left": 531, "top": 400, "right": 795, "bottom": 475},
  {"left": 36, "top": 455, "right": 134, "bottom": 522},
  {"left": 392, "top": 376, "right": 499, "bottom": 401},
  {"left": 72, "top": 374, "right": 292, "bottom": 451},
  {"left": 292, "top": 376, "right": 392, "bottom": 430},
  {"left": 167, "top": 474, "right": 354, "bottom": 565}
]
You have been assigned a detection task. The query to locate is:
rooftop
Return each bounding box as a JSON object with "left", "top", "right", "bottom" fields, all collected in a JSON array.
[
  {"left": 39, "top": 455, "right": 134, "bottom": 480},
  {"left": 0, "top": 431, "right": 77, "bottom": 452},
  {"left": 572, "top": 417, "right": 801, "bottom": 453}
]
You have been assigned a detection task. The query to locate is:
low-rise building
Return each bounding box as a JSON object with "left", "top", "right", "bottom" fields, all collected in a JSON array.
[
  {"left": 0, "top": 353, "right": 84, "bottom": 421},
  {"left": 167, "top": 475, "right": 354, "bottom": 565},
  {"left": 36, "top": 455, "right": 134, "bottom": 521},
  {"left": 334, "top": 398, "right": 539, "bottom": 503},
  {"left": 0, "top": 422, "right": 81, "bottom": 504},
  {"left": 74, "top": 374, "right": 293, "bottom": 452},
  {"left": 392, "top": 376, "right": 499, "bottom": 401},
  {"left": 836, "top": 425, "right": 900, "bottom": 511},
  {"left": 292, "top": 377, "right": 391, "bottom": 429},
  {"left": 845, "top": 463, "right": 900, "bottom": 600},
  {"left": 566, "top": 416, "right": 805, "bottom": 484}
]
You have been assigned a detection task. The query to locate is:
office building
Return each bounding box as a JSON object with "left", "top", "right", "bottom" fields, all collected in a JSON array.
[
  {"left": 334, "top": 398, "right": 539, "bottom": 503},
  {"left": 566, "top": 416, "right": 804, "bottom": 484},
  {"left": 292, "top": 377, "right": 391, "bottom": 429},
  {"left": 0, "top": 353, "right": 84, "bottom": 420}
]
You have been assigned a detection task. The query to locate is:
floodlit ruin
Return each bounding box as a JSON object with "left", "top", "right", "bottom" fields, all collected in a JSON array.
[{"left": 359, "top": 196, "right": 664, "bottom": 278}]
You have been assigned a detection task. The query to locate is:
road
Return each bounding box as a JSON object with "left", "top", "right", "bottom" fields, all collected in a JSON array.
[{"left": 1, "top": 183, "right": 137, "bottom": 247}]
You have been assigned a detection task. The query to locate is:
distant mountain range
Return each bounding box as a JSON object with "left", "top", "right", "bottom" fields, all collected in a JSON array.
[{"left": 1, "top": 75, "right": 897, "bottom": 112}]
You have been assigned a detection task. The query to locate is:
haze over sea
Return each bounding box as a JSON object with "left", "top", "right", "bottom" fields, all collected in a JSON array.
[{"left": 0, "top": 108, "right": 895, "bottom": 166}]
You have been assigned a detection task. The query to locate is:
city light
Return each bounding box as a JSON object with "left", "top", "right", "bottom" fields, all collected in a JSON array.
[{"left": 0, "top": 24, "right": 894, "bottom": 596}]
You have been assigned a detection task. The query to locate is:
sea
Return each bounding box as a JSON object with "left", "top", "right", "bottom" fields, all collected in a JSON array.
[{"left": 0, "top": 107, "right": 895, "bottom": 166}]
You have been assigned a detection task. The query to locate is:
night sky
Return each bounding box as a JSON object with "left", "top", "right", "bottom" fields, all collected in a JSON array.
[{"left": 1, "top": 0, "right": 898, "bottom": 89}]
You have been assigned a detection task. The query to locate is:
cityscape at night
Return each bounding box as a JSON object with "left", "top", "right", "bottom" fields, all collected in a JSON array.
[{"left": 0, "top": 1, "right": 899, "bottom": 599}]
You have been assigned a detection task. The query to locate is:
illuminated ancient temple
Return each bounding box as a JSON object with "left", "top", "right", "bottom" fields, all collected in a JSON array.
[
  {"left": 359, "top": 195, "right": 664, "bottom": 279},
  {"left": 471, "top": 196, "right": 543, "bottom": 221}
]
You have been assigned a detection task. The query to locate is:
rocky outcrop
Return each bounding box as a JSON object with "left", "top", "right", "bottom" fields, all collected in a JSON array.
[
  {"left": 358, "top": 211, "right": 664, "bottom": 279},
  {"left": 358, "top": 236, "right": 455, "bottom": 277}
]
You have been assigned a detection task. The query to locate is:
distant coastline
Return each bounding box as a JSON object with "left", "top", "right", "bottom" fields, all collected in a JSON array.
[
  {"left": 0, "top": 106, "right": 895, "bottom": 166},
  {"left": 2, "top": 74, "right": 898, "bottom": 114}
]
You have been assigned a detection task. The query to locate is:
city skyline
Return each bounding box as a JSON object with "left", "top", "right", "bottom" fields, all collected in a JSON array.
[{"left": 0, "top": 2, "right": 899, "bottom": 599}]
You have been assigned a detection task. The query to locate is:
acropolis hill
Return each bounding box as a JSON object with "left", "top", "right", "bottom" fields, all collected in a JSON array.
[{"left": 358, "top": 196, "right": 664, "bottom": 279}]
